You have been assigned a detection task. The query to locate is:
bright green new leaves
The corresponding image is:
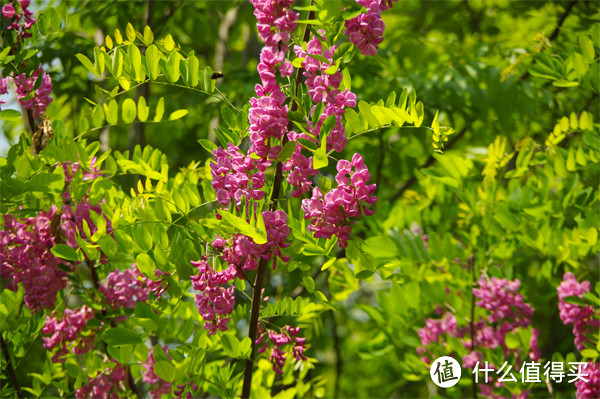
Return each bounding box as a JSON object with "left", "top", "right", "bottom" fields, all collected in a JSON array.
[
  {"left": 103, "top": 327, "right": 142, "bottom": 346},
  {"left": 50, "top": 244, "right": 81, "bottom": 262},
  {"left": 218, "top": 210, "right": 267, "bottom": 244}
]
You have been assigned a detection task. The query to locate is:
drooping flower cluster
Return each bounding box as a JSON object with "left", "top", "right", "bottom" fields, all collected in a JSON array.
[
  {"left": 248, "top": 0, "right": 298, "bottom": 159},
  {"left": 574, "top": 362, "right": 599, "bottom": 399},
  {"left": 301, "top": 153, "right": 376, "bottom": 247},
  {"left": 0, "top": 207, "right": 70, "bottom": 311},
  {"left": 42, "top": 305, "right": 95, "bottom": 361},
  {"left": 2, "top": 0, "right": 36, "bottom": 39},
  {"left": 75, "top": 361, "right": 127, "bottom": 399},
  {"left": 417, "top": 277, "right": 539, "bottom": 399},
  {"left": 0, "top": 76, "right": 8, "bottom": 110},
  {"left": 99, "top": 268, "right": 151, "bottom": 309},
  {"left": 211, "top": 143, "right": 267, "bottom": 208},
  {"left": 474, "top": 276, "right": 534, "bottom": 333},
  {"left": 344, "top": 0, "right": 396, "bottom": 56},
  {"left": 557, "top": 272, "right": 600, "bottom": 351},
  {"left": 256, "top": 324, "right": 307, "bottom": 374},
  {"left": 192, "top": 210, "right": 290, "bottom": 334},
  {"left": 143, "top": 346, "right": 173, "bottom": 399},
  {"left": 13, "top": 65, "right": 53, "bottom": 119},
  {"left": 190, "top": 256, "right": 237, "bottom": 335},
  {"left": 283, "top": 36, "right": 359, "bottom": 197}
]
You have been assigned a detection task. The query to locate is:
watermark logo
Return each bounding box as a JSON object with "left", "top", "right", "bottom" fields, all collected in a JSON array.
[{"left": 430, "top": 356, "right": 461, "bottom": 388}]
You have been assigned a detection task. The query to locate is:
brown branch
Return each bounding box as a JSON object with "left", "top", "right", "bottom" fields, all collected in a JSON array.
[
  {"left": 0, "top": 333, "right": 23, "bottom": 398},
  {"left": 240, "top": 7, "right": 315, "bottom": 398}
]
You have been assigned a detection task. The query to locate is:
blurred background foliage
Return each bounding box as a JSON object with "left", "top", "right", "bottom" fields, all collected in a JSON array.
[{"left": 1, "top": 0, "right": 598, "bottom": 398}]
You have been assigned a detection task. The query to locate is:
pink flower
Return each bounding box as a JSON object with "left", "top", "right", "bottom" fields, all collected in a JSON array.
[
  {"left": 344, "top": 0, "right": 396, "bottom": 56},
  {"left": 13, "top": 65, "right": 53, "bottom": 119},
  {"left": 557, "top": 272, "right": 600, "bottom": 351},
  {"left": 575, "top": 362, "right": 599, "bottom": 399},
  {"left": 301, "top": 154, "right": 376, "bottom": 247},
  {"left": 2, "top": 4, "right": 16, "bottom": 19}
]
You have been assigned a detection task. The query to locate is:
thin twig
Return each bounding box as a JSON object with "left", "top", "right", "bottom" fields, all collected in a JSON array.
[
  {"left": 0, "top": 334, "right": 23, "bottom": 398},
  {"left": 240, "top": 6, "right": 315, "bottom": 398}
]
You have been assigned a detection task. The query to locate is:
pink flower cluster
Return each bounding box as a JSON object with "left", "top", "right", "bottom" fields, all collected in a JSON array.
[
  {"left": 474, "top": 277, "right": 534, "bottom": 333},
  {"left": 143, "top": 346, "right": 172, "bottom": 399},
  {"left": 2, "top": 0, "right": 36, "bottom": 39},
  {"left": 256, "top": 325, "right": 307, "bottom": 374},
  {"left": 283, "top": 36, "right": 358, "bottom": 197},
  {"left": 99, "top": 268, "right": 151, "bottom": 309},
  {"left": 211, "top": 143, "right": 267, "bottom": 208},
  {"left": 75, "top": 362, "right": 127, "bottom": 399},
  {"left": 192, "top": 210, "right": 290, "bottom": 334},
  {"left": 575, "top": 362, "right": 599, "bottom": 399},
  {"left": 0, "top": 207, "right": 70, "bottom": 311},
  {"left": 417, "top": 277, "right": 540, "bottom": 376},
  {"left": 42, "top": 305, "right": 95, "bottom": 361},
  {"left": 0, "top": 76, "right": 8, "bottom": 110},
  {"left": 13, "top": 65, "right": 53, "bottom": 119},
  {"left": 248, "top": 0, "right": 298, "bottom": 160},
  {"left": 344, "top": 0, "right": 396, "bottom": 56},
  {"left": 191, "top": 256, "right": 237, "bottom": 335},
  {"left": 557, "top": 272, "right": 600, "bottom": 351},
  {"left": 301, "top": 153, "right": 376, "bottom": 248}
]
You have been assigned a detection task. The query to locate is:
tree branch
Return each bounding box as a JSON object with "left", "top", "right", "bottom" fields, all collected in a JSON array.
[
  {"left": 240, "top": 7, "right": 315, "bottom": 398},
  {"left": 0, "top": 333, "right": 23, "bottom": 398}
]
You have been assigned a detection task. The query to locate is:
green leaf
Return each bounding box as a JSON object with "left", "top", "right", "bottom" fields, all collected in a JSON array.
[
  {"left": 143, "top": 25, "right": 154, "bottom": 45},
  {"left": 122, "top": 98, "right": 137, "bottom": 123},
  {"left": 581, "top": 349, "right": 599, "bottom": 358},
  {"left": 0, "top": 109, "right": 21, "bottom": 121},
  {"left": 154, "top": 361, "right": 175, "bottom": 382},
  {"left": 137, "top": 96, "right": 149, "bottom": 122},
  {"left": 51, "top": 244, "right": 80, "bottom": 261},
  {"left": 166, "top": 52, "right": 181, "bottom": 83},
  {"left": 94, "top": 47, "right": 105, "bottom": 76},
  {"left": 76, "top": 53, "right": 98, "bottom": 77},
  {"left": 128, "top": 44, "right": 143, "bottom": 81},
  {"left": 163, "top": 34, "right": 175, "bottom": 52},
  {"left": 221, "top": 334, "right": 240, "bottom": 358},
  {"left": 313, "top": 148, "right": 328, "bottom": 169},
  {"left": 111, "top": 49, "right": 124, "bottom": 78},
  {"left": 103, "top": 327, "right": 142, "bottom": 346},
  {"left": 146, "top": 45, "right": 160, "bottom": 80},
  {"left": 505, "top": 332, "right": 521, "bottom": 350},
  {"left": 169, "top": 109, "right": 188, "bottom": 120},
  {"left": 580, "top": 36, "right": 595, "bottom": 63},
  {"left": 198, "top": 139, "right": 218, "bottom": 153},
  {"left": 126, "top": 23, "right": 136, "bottom": 42},
  {"left": 302, "top": 276, "right": 315, "bottom": 293},
  {"left": 277, "top": 141, "right": 297, "bottom": 162},
  {"left": 218, "top": 210, "right": 267, "bottom": 244},
  {"left": 154, "top": 97, "right": 165, "bottom": 122},
  {"left": 136, "top": 253, "right": 155, "bottom": 278},
  {"left": 188, "top": 54, "right": 200, "bottom": 87}
]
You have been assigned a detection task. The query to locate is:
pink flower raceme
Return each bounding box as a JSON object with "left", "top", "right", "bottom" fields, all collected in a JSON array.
[
  {"left": 2, "top": 0, "right": 36, "bottom": 39},
  {"left": 474, "top": 277, "right": 534, "bottom": 332},
  {"left": 75, "top": 361, "right": 127, "bottom": 399},
  {"left": 211, "top": 143, "right": 267, "bottom": 208},
  {"left": 13, "top": 65, "right": 53, "bottom": 119},
  {"left": 0, "top": 76, "right": 8, "bottom": 110},
  {"left": 301, "top": 154, "right": 376, "bottom": 248},
  {"left": 191, "top": 256, "right": 237, "bottom": 335},
  {"left": 575, "top": 362, "right": 599, "bottom": 399},
  {"left": 0, "top": 207, "right": 70, "bottom": 311},
  {"left": 251, "top": 0, "right": 298, "bottom": 47},
  {"left": 344, "top": 0, "right": 396, "bottom": 56},
  {"left": 417, "top": 276, "right": 539, "bottom": 399},
  {"left": 42, "top": 305, "right": 95, "bottom": 361},
  {"left": 99, "top": 268, "right": 151, "bottom": 309},
  {"left": 256, "top": 324, "right": 307, "bottom": 374},
  {"left": 247, "top": 0, "right": 298, "bottom": 160},
  {"left": 557, "top": 272, "right": 600, "bottom": 351}
]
